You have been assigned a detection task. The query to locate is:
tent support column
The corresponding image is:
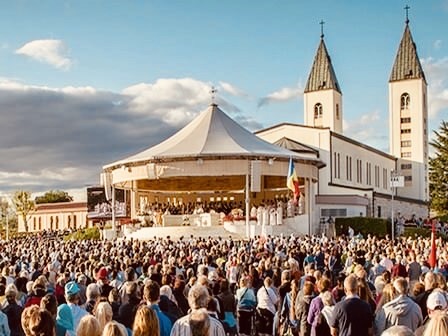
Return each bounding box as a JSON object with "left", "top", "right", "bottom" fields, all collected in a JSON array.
[
  {"left": 245, "top": 170, "right": 250, "bottom": 238},
  {"left": 112, "top": 185, "right": 116, "bottom": 232},
  {"left": 306, "top": 178, "right": 312, "bottom": 235}
]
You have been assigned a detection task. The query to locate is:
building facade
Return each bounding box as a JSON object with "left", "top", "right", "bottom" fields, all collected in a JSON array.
[
  {"left": 18, "top": 202, "right": 88, "bottom": 232},
  {"left": 256, "top": 17, "right": 428, "bottom": 230}
]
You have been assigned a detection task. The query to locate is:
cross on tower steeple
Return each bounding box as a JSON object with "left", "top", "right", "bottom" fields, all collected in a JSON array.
[
  {"left": 210, "top": 86, "right": 217, "bottom": 105},
  {"left": 404, "top": 5, "right": 410, "bottom": 24},
  {"left": 320, "top": 20, "right": 325, "bottom": 39}
]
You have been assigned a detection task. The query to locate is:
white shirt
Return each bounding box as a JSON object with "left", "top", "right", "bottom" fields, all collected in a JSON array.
[
  {"left": 257, "top": 286, "right": 278, "bottom": 314},
  {"left": 67, "top": 302, "right": 88, "bottom": 331},
  {"left": 170, "top": 310, "right": 225, "bottom": 336}
]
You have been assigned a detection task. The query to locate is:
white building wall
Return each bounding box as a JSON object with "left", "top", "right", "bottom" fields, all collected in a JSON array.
[
  {"left": 389, "top": 79, "right": 428, "bottom": 202},
  {"left": 304, "top": 90, "right": 343, "bottom": 133},
  {"left": 330, "top": 135, "right": 396, "bottom": 196}
]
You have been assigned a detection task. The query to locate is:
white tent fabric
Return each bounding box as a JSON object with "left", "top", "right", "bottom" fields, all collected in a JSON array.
[{"left": 104, "top": 104, "right": 322, "bottom": 169}]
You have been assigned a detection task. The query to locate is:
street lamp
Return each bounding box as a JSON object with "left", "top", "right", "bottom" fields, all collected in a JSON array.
[{"left": 390, "top": 170, "right": 404, "bottom": 241}]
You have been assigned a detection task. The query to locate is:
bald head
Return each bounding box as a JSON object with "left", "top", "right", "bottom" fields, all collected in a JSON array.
[{"left": 344, "top": 274, "right": 358, "bottom": 295}]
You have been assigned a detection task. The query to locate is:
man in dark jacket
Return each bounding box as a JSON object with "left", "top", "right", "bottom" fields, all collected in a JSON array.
[
  {"left": 118, "top": 282, "right": 141, "bottom": 329},
  {"left": 3, "top": 285, "right": 24, "bottom": 336}
]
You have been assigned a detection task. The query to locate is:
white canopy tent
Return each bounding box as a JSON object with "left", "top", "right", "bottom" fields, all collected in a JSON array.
[{"left": 103, "top": 103, "right": 324, "bottom": 235}]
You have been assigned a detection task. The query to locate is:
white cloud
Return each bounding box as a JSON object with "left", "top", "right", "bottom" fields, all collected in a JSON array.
[
  {"left": 421, "top": 57, "right": 448, "bottom": 119},
  {"left": 0, "top": 77, "right": 260, "bottom": 196},
  {"left": 258, "top": 84, "right": 303, "bottom": 108},
  {"left": 16, "top": 39, "right": 73, "bottom": 70},
  {"left": 122, "top": 78, "right": 210, "bottom": 125},
  {"left": 218, "top": 81, "right": 248, "bottom": 97},
  {"left": 343, "top": 110, "right": 388, "bottom": 151}
]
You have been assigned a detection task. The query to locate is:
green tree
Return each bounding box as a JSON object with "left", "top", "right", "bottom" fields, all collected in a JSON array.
[
  {"left": 12, "top": 190, "right": 35, "bottom": 232},
  {"left": 429, "top": 120, "right": 448, "bottom": 217},
  {"left": 35, "top": 190, "right": 73, "bottom": 204}
]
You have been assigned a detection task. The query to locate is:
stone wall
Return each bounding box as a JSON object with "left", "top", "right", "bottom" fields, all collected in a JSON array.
[{"left": 374, "top": 195, "right": 428, "bottom": 220}]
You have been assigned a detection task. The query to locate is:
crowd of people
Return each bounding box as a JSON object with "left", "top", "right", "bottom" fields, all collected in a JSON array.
[{"left": 0, "top": 229, "right": 448, "bottom": 335}]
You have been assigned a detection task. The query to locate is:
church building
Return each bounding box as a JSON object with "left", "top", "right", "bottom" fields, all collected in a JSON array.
[{"left": 256, "top": 14, "right": 428, "bottom": 226}]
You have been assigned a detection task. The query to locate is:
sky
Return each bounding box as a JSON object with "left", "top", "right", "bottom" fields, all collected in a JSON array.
[{"left": 0, "top": 1, "right": 447, "bottom": 201}]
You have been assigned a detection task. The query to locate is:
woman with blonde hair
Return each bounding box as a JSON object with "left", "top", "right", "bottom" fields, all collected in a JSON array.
[
  {"left": 423, "top": 310, "right": 448, "bottom": 336},
  {"left": 95, "top": 302, "right": 113, "bottom": 330},
  {"left": 358, "top": 277, "right": 376, "bottom": 312},
  {"left": 133, "top": 305, "right": 160, "bottom": 336},
  {"left": 376, "top": 283, "right": 395, "bottom": 314},
  {"left": 101, "top": 321, "right": 127, "bottom": 336},
  {"left": 76, "top": 315, "right": 101, "bottom": 336}
]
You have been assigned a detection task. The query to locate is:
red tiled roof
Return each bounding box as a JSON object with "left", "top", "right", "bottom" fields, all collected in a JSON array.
[{"left": 36, "top": 202, "right": 87, "bottom": 211}]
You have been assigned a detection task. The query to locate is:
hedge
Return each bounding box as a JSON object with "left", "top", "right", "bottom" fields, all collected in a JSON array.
[
  {"left": 64, "top": 227, "right": 100, "bottom": 241},
  {"left": 335, "top": 217, "right": 390, "bottom": 238},
  {"left": 403, "top": 227, "right": 448, "bottom": 241}
]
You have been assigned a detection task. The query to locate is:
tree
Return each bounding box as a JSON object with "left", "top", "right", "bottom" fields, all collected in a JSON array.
[
  {"left": 12, "top": 190, "right": 35, "bottom": 232},
  {"left": 429, "top": 120, "right": 448, "bottom": 217},
  {"left": 35, "top": 190, "right": 73, "bottom": 204}
]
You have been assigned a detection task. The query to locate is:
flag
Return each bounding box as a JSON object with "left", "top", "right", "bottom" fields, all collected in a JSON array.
[
  {"left": 287, "top": 158, "right": 300, "bottom": 204},
  {"left": 429, "top": 220, "right": 437, "bottom": 269}
]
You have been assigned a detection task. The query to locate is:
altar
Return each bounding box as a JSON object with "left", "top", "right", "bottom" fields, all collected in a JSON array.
[{"left": 161, "top": 213, "right": 221, "bottom": 227}]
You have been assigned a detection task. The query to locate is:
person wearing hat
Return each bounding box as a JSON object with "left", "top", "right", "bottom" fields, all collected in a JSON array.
[
  {"left": 414, "top": 289, "right": 448, "bottom": 336},
  {"left": 96, "top": 267, "right": 113, "bottom": 298},
  {"left": 2, "top": 284, "right": 24, "bottom": 336},
  {"left": 65, "top": 281, "right": 88, "bottom": 331}
]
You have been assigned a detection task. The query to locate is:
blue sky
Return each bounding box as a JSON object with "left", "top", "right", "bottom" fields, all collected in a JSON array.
[{"left": 0, "top": 1, "right": 446, "bottom": 199}]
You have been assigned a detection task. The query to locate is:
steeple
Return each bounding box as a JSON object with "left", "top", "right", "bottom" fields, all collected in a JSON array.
[
  {"left": 389, "top": 21, "right": 426, "bottom": 83},
  {"left": 303, "top": 23, "right": 343, "bottom": 133},
  {"left": 304, "top": 36, "right": 341, "bottom": 94},
  {"left": 388, "top": 6, "right": 429, "bottom": 203}
]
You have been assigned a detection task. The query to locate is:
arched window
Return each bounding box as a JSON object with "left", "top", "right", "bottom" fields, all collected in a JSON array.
[
  {"left": 314, "top": 103, "right": 323, "bottom": 118},
  {"left": 336, "top": 104, "right": 340, "bottom": 120},
  {"left": 401, "top": 93, "right": 410, "bottom": 110}
]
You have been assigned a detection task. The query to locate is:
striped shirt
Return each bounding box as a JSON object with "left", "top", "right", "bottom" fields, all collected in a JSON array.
[{"left": 170, "top": 312, "right": 225, "bottom": 336}]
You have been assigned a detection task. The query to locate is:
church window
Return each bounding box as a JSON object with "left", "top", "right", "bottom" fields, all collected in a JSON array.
[
  {"left": 336, "top": 104, "right": 340, "bottom": 120},
  {"left": 401, "top": 129, "right": 411, "bottom": 134},
  {"left": 401, "top": 163, "right": 412, "bottom": 170},
  {"left": 314, "top": 103, "right": 323, "bottom": 118},
  {"left": 337, "top": 153, "right": 340, "bottom": 179},
  {"left": 349, "top": 157, "right": 352, "bottom": 181},
  {"left": 33, "top": 218, "right": 36, "bottom": 231},
  {"left": 400, "top": 117, "right": 411, "bottom": 123},
  {"left": 356, "top": 159, "right": 363, "bottom": 183},
  {"left": 56, "top": 216, "right": 59, "bottom": 230},
  {"left": 404, "top": 175, "right": 412, "bottom": 181},
  {"left": 346, "top": 156, "right": 349, "bottom": 180},
  {"left": 400, "top": 93, "right": 410, "bottom": 110},
  {"left": 38, "top": 217, "right": 42, "bottom": 230},
  {"left": 401, "top": 140, "right": 411, "bottom": 147},
  {"left": 401, "top": 152, "right": 412, "bottom": 158}
]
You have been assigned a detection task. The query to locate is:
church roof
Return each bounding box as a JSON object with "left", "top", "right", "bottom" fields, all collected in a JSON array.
[
  {"left": 304, "top": 38, "right": 341, "bottom": 94},
  {"left": 104, "top": 104, "right": 324, "bottom": 169},
  {"left": 389, "top": 23, "right": 426, "bottom": 83},
  {"left": 273, "top": 137, "right": 319, "bottom": 155}
]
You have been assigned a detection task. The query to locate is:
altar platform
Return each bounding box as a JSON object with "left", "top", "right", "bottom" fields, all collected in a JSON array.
[{"left": 121, "top": 214, "right": 309, "bottom": 241}]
